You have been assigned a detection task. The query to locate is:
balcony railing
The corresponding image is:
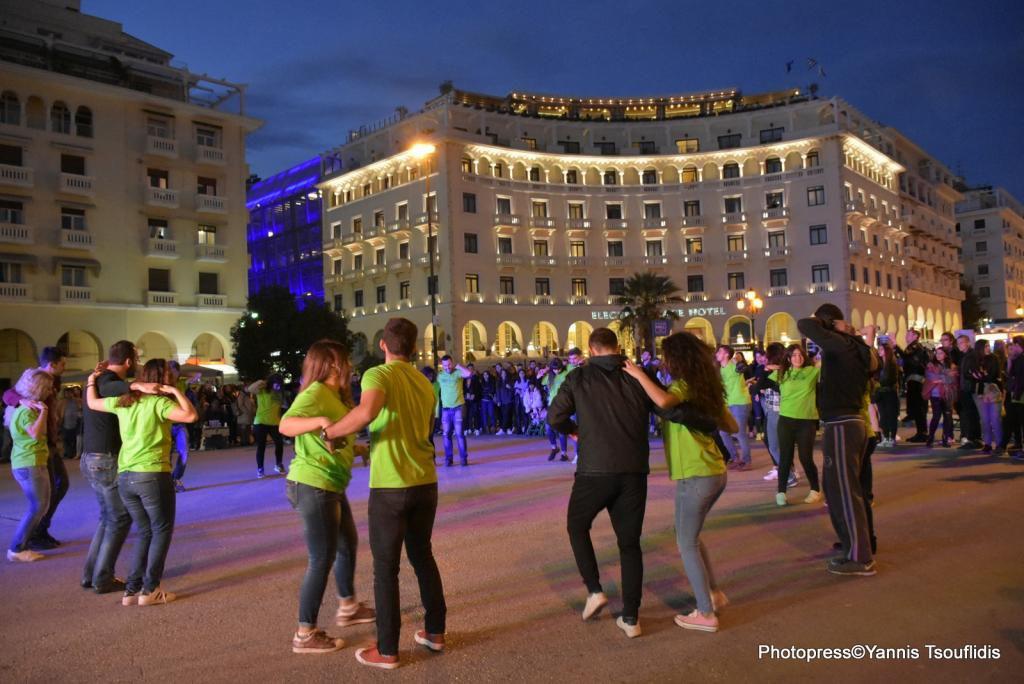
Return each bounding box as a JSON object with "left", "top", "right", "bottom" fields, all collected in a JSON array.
[
  {"left": 765, "top": 245, "right": 790, "bottom": 258},
  {"left": 761, "top": 206, "right": 790, "bottom": 221},
  {"left": 683, "top": 253, "right": 704, "bottom": 264},
  {"left": 681, "top": 215, "right": 706, "bottom": 228},
  {"left": 604, "top": 256, "right": 629, "bottom": 267},
  {"left": 197, "top": 293, "right": 227, "bottom": 307},
  {"left": 530, "top": 256, "right": 559, "bottom": 267},
  {"left": 196, "top": 145, "right": 225, "bottom": 165},
  {"left": 643, "top": 255, "right": 668, "bottom": 266},
  {"left": 416, "top": 254, "right": 441, "bottom": 266},
  {"left": 722, "top": 211, "right": 747, "bottom": 225},
  {"left": 196, "top": 194, "right": 227, "bottom": 213},
  {"left": 566, "top": 218, "right": 591, "bottom": 230},
  {"left": 60, "top": 285, "right": 92, "bottom": 303},
  {"left": 387, "top": 219, "right": 411, "bottom": 233},
  {"left": 497, "top": 294, "right": 517, "bottom": 305},
  {"left": 146, "top": 135, "right": 178, "bottom": 158},
  {"left": 530, "top": 217, "right": 556, "bottom": 229},
  {"left": 684, "top": 292, "right": 707, "bottom": 303},
  {"left": 146, "top": 238, "right": 178, "bottom": 258},
  {"left": 463, "top": 293, "right": 484, "bottom": 303},
  {"left": 388, "top": 258, "right": 412, "bottom": 272},
  {"left": 496, "top": 254, "right": 525, "bottom": 266},
  {"left": 604, "top": 218, "right": 629, "bottom": 230},
  {"left": 60, "top": 173, "right": 94, "bottom": 196},
  {"left": 569, "top": 295, "right": 590, "bottom": 305},
  {"left": 195, "top": 243, "right": 226, "bottom": 261},
  {"left": 351, "top": 306, "right": 366, "bottom": 317},
  {"left": 845, "top": 199, "right": 867, "bottom": 215},
  {"left": 60, "top": 229, "right": 94, "bottom": 249},
  {"left": 0, "top": 282, "right": 32, "bottom": 302},
  {"left": 0, "top": 163, "right": 33, "bottom": 188},
  {"left": 147, "top": 290, "right": 177, "bottom": 306},
  {"left": 414, "top": 211, "right": 439, "bottom": 226},
  {"left": 146, "top": 186, "right": 179, "bottom": 208},
  {"left": 0, "top": 222, "right": 33, "bottom": 244},
  {"left": 726, "top": 250, "right": 748, "bottom": 262},
  {"left": 810, "top": 282, "right": 834, "bottom": 294},
  {"left": 642, "top": 217, "right": 667, "bottom": 229},
  {"left": 768, "top": 286, "right": 791, "bottom": 297},
  {"left": 566, "top": 257, "right": 592, "bottom": 267},
  {"left": 494, "top": 213, "right": 523, "bottom": 227}
]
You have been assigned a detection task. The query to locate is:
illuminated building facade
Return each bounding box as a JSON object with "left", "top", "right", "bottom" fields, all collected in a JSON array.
[
  {"left": 320, "top": 85, "right": 964, "bottom": 362},
  {"left": 956, "top": 186, "right": 1024, "bottom": 319}
]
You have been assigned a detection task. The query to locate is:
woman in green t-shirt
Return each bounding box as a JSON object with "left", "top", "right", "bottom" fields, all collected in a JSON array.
[
  {"left": 6, "top": 368, "right": 54, "bottom": 563},
  {"left": 86, "top": 359, "right": 198, "bottom": 606},
  {"left": 280, "top": 340, "right": 374, "bottom": 655},
  {"left": 248, "top": 374, "right": 285, "bottom": 478},
  {"left": 770, "top": 345, "right": 822, "bottom": 507},
  {"left": 624, "top": 332, "right": 738, "bottom": 634}
]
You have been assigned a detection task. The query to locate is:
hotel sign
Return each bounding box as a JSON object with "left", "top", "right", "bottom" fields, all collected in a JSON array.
[{"left": 591, "top": 306, "right": 729, "bottom": 321}]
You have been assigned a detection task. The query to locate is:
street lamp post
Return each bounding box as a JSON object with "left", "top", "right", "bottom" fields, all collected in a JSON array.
[
  {"left": 736, "top": 288, "right": 764, "bottom": 346},
  {"left": 409, "top": 142, "right": 438, "bottom": 369}
]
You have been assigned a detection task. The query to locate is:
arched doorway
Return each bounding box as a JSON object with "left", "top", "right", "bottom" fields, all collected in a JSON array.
[
  {"left": 530, "top": 321, "right": 558, "bottom": 357},
  {"left": 764, "top": 312, "right": 799, "bottom": 345},
  {"left": 566, "top": 321, "right": 593, "bottom": 352},
  {"left": 424, "top": 324, "right": 447, "bottom": 362},
  {"left": 681, "top": 317, "right": 714, "bottom": 344},
  {"left": 851, "top": 308, "right": 863, "bottom": 331},
  {"left": 190, "top": 332, "right": 227, "bottom": 364},
  {"left": 57, "top": 329, "right": 102, "bottom": 372},
  {"left": 723, "top": 315, "right": 752, "bottom": 345},
  {"left": 136, "top": 331, "right": 177, "bottom": 363},
  {"left": 494, "top": 321, "right": 523, "bottom": 356},
  {"left": 609, "top": 320, "right": 635, "bottom": 359},
  {"left": 462, "top": 321, "right": 487, "bottom": 360},
  {"left": 0, "top": 329, "right": 37, "bottom": 386}
]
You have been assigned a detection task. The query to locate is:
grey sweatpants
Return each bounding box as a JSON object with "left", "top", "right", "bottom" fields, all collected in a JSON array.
[{"left": 822, "top": 416, "right": 872, "bottom": 564}]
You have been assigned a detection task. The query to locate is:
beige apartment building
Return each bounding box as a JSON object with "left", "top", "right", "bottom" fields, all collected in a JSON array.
[
  {"left": 0, "top": 0, "right": 260, "bottom": 384},
  {"left": 320, "top": 86, "right": 963, "bottom": 363},
  {"left": 956, "top": 186, "right": 1024, "bottom": 319}
]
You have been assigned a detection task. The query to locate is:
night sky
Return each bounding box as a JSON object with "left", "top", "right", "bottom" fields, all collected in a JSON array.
[{"left": 89, "top": 0, "right": 1024, "bottom": 199}]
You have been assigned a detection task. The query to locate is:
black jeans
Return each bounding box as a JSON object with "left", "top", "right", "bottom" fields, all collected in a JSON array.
[
  {"left": 999, "top": 401, "right": 1024, "bottom": 450},
  {"left": 906, "top": 380, "right": 927, "bottom": 435},
  {"left": 80, "top": 452, "right": 131, "bottom": 589},
  {"left": 958, "top": 389, "right": 980, "bottom": 441},
  {"left": 928, "top": 397, "right": 953, "bottom": 443},
  {"left": 119, "top": 471, "right": 175, "bottom": 593},
  {"left": 253, "top": 424, "right": 284, "bottom": 469},
  {"left": 566, "top": 473, "right": 648, "bottom": 620},
  {"left": 368, "top": 483, "right": 446, "bottom": 656},
  {"left": 62, "top": 427, "right": 79, "bottom": 460},
  {"left": 777, "top": 416, "right": 819, "bottom": 493},
  {"left": 875, "top": 390, "right": 899, "bottom": 441},
  {"left": 36, "top": 451, "right": 69, "bottom": 537},
  {"left": 286, "top": 481, "right": 358, "bottom": 627},
  {"left": 822, "top": 417, "right": 872, "bottom": 564}
]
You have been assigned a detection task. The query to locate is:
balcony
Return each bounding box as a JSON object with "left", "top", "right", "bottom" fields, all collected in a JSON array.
[
  {"left": 343, "top": 269, "right": 364, "bottom": 282},
  {"left": 414, "top": 211, "right": 439, "bottom": 226},
  {"left": 722, "top": 211, "right": 747, "bottom": 225},
  {"left": 768, "top": 286, "right": 791, "bottom": 297},
  {"left": 726, "top": 250, "right": 748, "bottom": 262},
  {"left": 416, "top": 254, "right": 441, "bottom": 266},
  {"left": 351, "top": 306, "right": 366, "bottom": 317},
  {"left": 146, "top": 186, "right": 179, "bottom": 208},
  {"left": 59, "top": 173, "right": 94, "bottom": 196},
  {"left": 761, "top": 206, "right": 790, "bottom": 222},
  {"left": 569, "top": 296, "right": 590, "bottom": 305},
  {"left": 683, "top": 292, "right": 707, "bottom": 303},
  {"left": 324, "top": 273, "right": 342, "bottom": 287},
  {"left": 60, "top": 285, "right": 92, "bottom": 303},
  {"left": 530, "top": 217, "right": 556, "bottom": 229},
  {"left": 146, "top": 290, "right": 177, "bottom": 306},
  {"left": 497, "top": 294, "right": 517, "bottom": 305},
  {"left": 496, "top": 254, "right": 525, "bottom": 266},
  {"left": 493, "top": 213, "right": 523, "bottom": 227},
  {"left": 342, "top": 232, "right": 362, "bottom": 245},
  {"left": 530, "top": 256, "right": 559, "bottom": 268},
  {"left": 197, "top": 293, "right": 227, "bottom": 308},
  {"left": 643, "top": 255, "right": 668, "bottom": 267},
  {"left": 463, "top": 293, "right": 485, "bottom": 303},
  {"left": 196, "top": 194, "right": 227, "bottom": 214},
  {"left": 0, "top": 282, "right": 32, "bottom": 302},
  {"left": 146, "top": 238, "right": 179, "bottom": 258},
  {"left": 387, "top": 219, "right": 411, "bottom": 233},
  {"left": 388, "top": 258, "right": 412, "bottom": 272},
  {"left": 683, "top": 253, "right": 704, "bottom": 264},
  {"left": 195, "top": 145, "right": 225, "bottom": 165},
  {"left": 146, "top": 135, "right": 178, "bottom": 158},
  {"left": 60, "top": 229, "right": 94, "bottom": 249},
  {"left": 566, "top": 218, "right": 592, "bottom": 230},
  {"left": 765, "top": 245, "right": 790, "bottom": 259},
  {"left": 845, "top": 199, "right": 867, "bottom": 216},
  {"left": 195, "top": 243, "right": 227, "bottom": 261},
  {"left": 566, "top": 257, "right": 592, "bottom": 267},
  {"left": 0, "top": 164, "right": 33, "bottom": 188},
  {"left": 371, "top": 223, "right": 388, "bottom": 237},
  {"left": 810, "top": 282, "right": 834, "bottom": 294},
  {"left": 366, "top": 264, "right": 385, "bottom": 276},
  {"left": 604, "top": 218, "right": 629, "bottom": 230},
  {"left": 642, "top": 217, "right": 667, "bottom": 229},
  {"left": 0, "top": 222, "right": 33, "bottom": 244},
  {"left": 604, "top": 256, "right": 629, "bottom": 267},
  {"left": 681, "top": 215, "right": 706, "bottom": 228}
]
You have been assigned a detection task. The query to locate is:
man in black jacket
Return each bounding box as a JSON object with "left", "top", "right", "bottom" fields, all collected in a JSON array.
[
  {"left": 998, "top": 336, "right": 1024, "bottom": 459},
  {"left": 798, "top": 305, "right": 878, "bottom": 577},
  {"left": 548, "top": 327, "right": 716, "bottom": 638},
  {"left": 957, "top": 335, "right": 982, "bottom": 448},
  {"left": 900, "top": 330, "right": 930, "bottom": 442}
]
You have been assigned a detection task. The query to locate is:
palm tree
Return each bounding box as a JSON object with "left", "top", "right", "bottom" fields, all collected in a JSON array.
[{"left": 616, "top": 272, "right": 683, "bottom": 356}]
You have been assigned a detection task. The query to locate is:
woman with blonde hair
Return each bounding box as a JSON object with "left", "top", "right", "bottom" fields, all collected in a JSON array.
[
  {"left": 7, "top": 368, "right": 54, "bottom": 562},
  {"left": 86, "top": 358, "right": 198, "bottom": 605},
  {"left": 280, "top": 339, "right": 374, "bottom": 654}
]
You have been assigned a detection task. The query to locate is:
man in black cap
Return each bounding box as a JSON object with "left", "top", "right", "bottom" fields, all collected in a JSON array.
[{"left": 798, "top": 304, "right": 879, "bottom": 576}]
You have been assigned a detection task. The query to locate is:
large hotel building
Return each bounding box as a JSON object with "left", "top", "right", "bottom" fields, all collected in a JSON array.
[
  {"left": 956, "top": 186, "right": 1024, "bottom": 320},
  {"left": 0, "top": 0, "right": 259, "bottom": 384},
  {"left": 318, "top": 85, "right": 964, "bottom": 362}
]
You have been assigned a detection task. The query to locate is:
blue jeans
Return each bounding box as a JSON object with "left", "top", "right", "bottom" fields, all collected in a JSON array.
[
  {"left": 765, "top": 407, "right": 780, "bottom": 466},
  {"left": 170, "top": 425, "right": 189, "bottom": 481},
  {"left": 546, "top": 424, "right": 567, "bottom": 452},
  {"left": 441, "top": 407, "right": 467, "bottom": 464},
  {"left": 675, "top": 473, "right": 727, "bottom": 614},
  {"left": 974, "top": 395, "right": 1003, "bottom": 448},
  {"left": 286, "top": 480, "right": 358, "bottom": 627},
  {"left": 119, "top": 471, "right": 175, "bottom": 593},
  {"left": 80, "top": 452, "right": 131, "bottom": 589},
  {"left": 480, "top": 399, "right": 495, "bottom": 433},
  {"left": 10, "top": 466, "right": 50, "bottom": 552},
  {"left": 719, "top": 404, "right": 752, "bottom": 465},
  {"left": 37, "top": 452, "right": 69, "bottom": 536}
]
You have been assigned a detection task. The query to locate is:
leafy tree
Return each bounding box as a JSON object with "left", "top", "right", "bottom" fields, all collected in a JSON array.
[
  {"left": 616, "top": 272, "right": 683, "bottom": 357},
  {"left": 960, "top": 278, "right": 987, "bottom": 330},
  {"left": 231, "top": 286, "right": 352, "bottom": 382}
]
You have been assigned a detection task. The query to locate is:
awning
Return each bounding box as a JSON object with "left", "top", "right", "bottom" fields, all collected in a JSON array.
[
  {"left": 0, "top": 252, "right": 39, "bottom": 266},
  {"left": 53, "top": 256, "right": 101, "bottom": 276}
]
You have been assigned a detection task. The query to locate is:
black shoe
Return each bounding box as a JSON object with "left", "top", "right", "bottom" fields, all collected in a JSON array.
[
  {"left": 94, "top": 578, "right": 127, "bottom": 594},
  {"left": 907, "top": 434, "right": 928, "bottom": 443},
  {"left": 445, "top": 460, "right": 454, "bottom": 467},
  {"left": 827, "top": 558, "right": 876, "bottom": 576},
  {"left": 81, "top": 578, "right": 93, "bottom": 590},
  {"left": 548, "top": 449, "right": 557, "bottom": 462},
  {"left": 460, "top": 461, "right": 469, "bottom": 467},
  {"left": 28, "top": 535, "right": 59, "bottom": 551}
]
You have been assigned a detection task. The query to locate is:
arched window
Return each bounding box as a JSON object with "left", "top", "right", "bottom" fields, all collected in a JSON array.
[
  {"left": 641, "top": 168, "right": 658, "bottom": 185},
  {"left": 460, "top": 157, "right": 473, "bottom": 173},
  {"left": 0, "top": 91, "right": 20, "bottom": 126},
  {"left": 603, "top": 169, "right": 618, "bottom": 185},
  {"left": 805, "top": 150, "right": 820, "bottom": 168},
  {"left": 50, "top": 101, "right": 71, "bottom": 134},
  {"left": 722, "top": 162, "right": 740, "bottom": 179},
  {"left": 74, "top": 106, "right": 93, "bottom": 137},
  {"left": 529, "top": 166, "right": 541, "bottom": 182},
  {"left": 764, "top": 157, "right": 783, "bottom": 174},
  {"left": 681, "top": 165, "right": 699, "bottom": 183}
]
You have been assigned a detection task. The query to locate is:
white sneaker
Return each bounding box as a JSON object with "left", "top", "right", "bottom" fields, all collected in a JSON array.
[
  {"left": 763, "top": 467, "right": 778, "bottom": 481},
  {"left": 138, "top": 586, "right": 176, "bottom": 605},
  {"left": 775, "top": 493, "right": 788, "bottom": 507},
  {"left": 582, "top": 592, "right": 608, "bottom": 620},
  {"left": 474, "top": 430, "right": 480, "bottom": 436},
  {"left": 7, "top": 549, "right": 44, "bottom": 562},
  {"left": 616, "top": 616, "right": 642, "bottom": 638},
  {"left": 496, "top": 429, "right": 504, "bottom": 436},
  {"left": 803, "top": 490, "right": 823, "bottom": 504}
]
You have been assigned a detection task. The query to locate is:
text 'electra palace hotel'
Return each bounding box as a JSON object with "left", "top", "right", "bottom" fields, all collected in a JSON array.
[{"left": 320, "top": 85, "right": 963, "bottom": 362}]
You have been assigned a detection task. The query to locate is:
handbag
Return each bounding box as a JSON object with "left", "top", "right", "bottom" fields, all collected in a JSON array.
[{"left": 983, "top": 383, "right": 1003, "bottom": 404}]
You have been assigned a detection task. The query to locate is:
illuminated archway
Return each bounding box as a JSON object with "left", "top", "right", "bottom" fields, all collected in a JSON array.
[
  {"left": 851, "top": 308, "right": 863, "bottom": 331},
  {"left": 529, "top": 321, "right": 558, "bottom": 357},
  {"left": 0, "top": 329, "right": 38, "bottom": 385},
  {"left": 461, "top": 320, "right": 487, "bottom": 360},
  {"left": 136, "top": 331, "right": 177, "bottom": 363},
  {"left": 190, "top": 332, "right": 227, "bottom": 364},
  {"left": 864, "top": 311, "right": 875, "bottom": 328},
  {"left": 495, "top": 321, "right": 523, "bottom": 356},
  {"left": 764, "top": 312, "right": 799, "bottom": 345},
  {"left": 566, "top": 321, "right": 593, "bottom": 351},
  {"left": 57, "top": 329, "right": 102, "bottom": 372},
  {"left": 424, "top": 324, "right": 448, "bottom": 362},
  {"left": 723, "top": 315, "right": 752, "bottom": 345},
  {"left": 682, "top": 317, "right": 714, "bottom": 344},
  {"left": 609, "top": 320, "right": 635, "bottom": 358}
]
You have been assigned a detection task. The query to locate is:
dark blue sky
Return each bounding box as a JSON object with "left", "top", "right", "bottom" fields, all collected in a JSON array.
[{"left": 90, "top": 0, "right": 1024, "bottom": 198}]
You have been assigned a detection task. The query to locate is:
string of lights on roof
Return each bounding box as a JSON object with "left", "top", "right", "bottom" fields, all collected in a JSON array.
[{"left": 508, "top": 89, "right": 740, "bottom": 106}]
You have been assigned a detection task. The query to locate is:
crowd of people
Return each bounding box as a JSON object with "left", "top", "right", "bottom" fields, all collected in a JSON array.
[{"left": 4, "top": 305, "right": 1022, "bottom": 669}]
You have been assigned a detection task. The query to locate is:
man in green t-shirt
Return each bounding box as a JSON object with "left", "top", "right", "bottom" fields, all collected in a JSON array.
[
  {"left": 325, "top": 318, "right": 447, "bottom": 670},
  {"left": 716, "top": 345, "right": 752, "bottom": 469},
  {"left": 436, "top": 355, "right": 472, "bottom": 466}
]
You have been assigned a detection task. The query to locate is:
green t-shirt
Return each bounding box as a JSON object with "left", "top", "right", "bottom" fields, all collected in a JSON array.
[
  {"left": 663, "top": 380, "right": 727, "bottom": 479},
  {"left": 861, "top": 387, "right": 876, "bottom": 440},
  {"left": 10, "top": 406, "right": 48, "bottom": 468},
  {"left": 284, "top": 381, "right": 354, "bottom": 494},
  {"left": 254, "top": 390, "right": 282, "bottom": 425},
  {"left": 104, "top": 395, "right": 176, "bottom": 472},
  {"left": 721, "top": 362, "right": 751, "bottom": 406},
  {"left": 770, "top": 366, "right": 821, "bottom": 420},
  {"left": 436, "top": 370, "right": 464, "bottom": 408},
  {"left": 544, "top": 368, "right": 570, "bottom": 401},
  {"left": 362, "top": 361, "right": 438, "bottom": 489}
]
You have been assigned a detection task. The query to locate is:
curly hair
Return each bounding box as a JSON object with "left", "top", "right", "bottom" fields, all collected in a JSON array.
[{"left": 660, "top": 332, "right": 725, "bottom": 419}]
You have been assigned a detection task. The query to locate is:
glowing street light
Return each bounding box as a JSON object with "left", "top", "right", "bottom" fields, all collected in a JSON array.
[
  {"left": 409, "top": 141, "right": 439, "bottom": 369},
  {"left": 736, "top": 288, "right": 764, "bottom": 345}
]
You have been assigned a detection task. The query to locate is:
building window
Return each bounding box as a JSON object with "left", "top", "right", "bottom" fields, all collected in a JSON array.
[
  {"left": 498, "top": 237, "right": 513, "bottom": 254},
  {"left": 535, "top": 278, "right": 550, "bottom": 296},
  {"left": 522, "top": 137, "right": 537, "bottom": 150},
  {"left": 809, "top": 224, "right": 828, "bottom": 245},
  {"left": 499, "top": 276, "right": 515, "bottom": 295},
  {"left": 199, "top": 272, "right": 219, "bottom": 295},
  {"left": 609, "top": 278, "right": 625, "bottom": 296},
  {"left": 886, "top": 273, "right": 893, "bottom": 289},
  {"left": 399, "top": 242, "right": 410, "bottom": 259},
  {"left": 559, "top": 141, "right": 580, "bottom": 154},
  {"left": 197, "top": 176, "right": 218, "bottom": 196},
  {"left": 641, "top": 169, "right": 658, "bottom": 184},
  {"left": 396, "top": 203, "right": 408, "bottom": 220},
  {"left": 533, "top": 240, "right": 549, "bottom": 257},
  {"left": 759, "top": 127, "right": 784, "bottom": 144},
  {"left": 333, "top": 294, "right": 343, "bottom": 312},
  {"left": 638, "top": 141, "right": 657, "bottom": 155},
  {"left": 399, "top": 281, "right": 410, "bottom": 300},
  {"left": 676, "top": 139, "right": 699, "bottom": 153},
  {"left": 974, "top": 218, "right": 986, "bottom": 230},
  {"left": 146, "top": 268, "right": 169, "bottom": 292},
  {"left": 195, "top": 125, "right": 219, "bottom": 148},
  {"left": 643, "top": 203, "right": 662, "bottom": 219},
  {"left": 147, "top": 168, "right": 169, "bottom": 189},
  {"left": 51, "top": 101, "right": 71, "bottom": 134},
  {"left": 373, "top": 210, "right": 385, "bottom": 228},
  {"left": 765, "top": 191, "right": 784, "bottom": 209},
  {"left": 461, "top": 158, "right": 473, "bottom": 173},
  {"left": 427, "top": 275, "right": 438, "bottom": 295},
  {"left": 684, "top": 200, "right": 701, "bottom": 216},
  {"left": 605, "top": 204, "right": 623, "bottom": 219},
  {"left": 686, "top": 237, "right": 703, "bottom": 254},
  {"left": 572, "top": 278, "right": 588, "bottom": 296},
  {"left": 465, "top": 274, "right": 479, "bottom": 294},
  {"left": 807, "top": 186, "right": 826, "bottom": 206},
  {"left": 812, "top": 264, "right": 831, "bottom": 283},
  {"left": 717, "top": 133, "right": 742, "bottom": 150},
  {"left": 764, "top": 157, "right": 783, "bottom": 174},
  {"left": 806, "top": 150, "right": 820, "bottom": 167},
  {"left": 724, "top": 196, "right": 743, "bottom": 214},
  {"left": 849, "top": 264, "right": 857, "bottom": 282},
  {"left": 373, "top": 285, "right": 385, "bottom": 304},
  {"left": 979, "top": 286, "right": 991, "bottom": 298},
  {"left": 767, "top": 230, "right": 786, "bottom": 248},
  {"left": 645, "top": 240, "right": 663, "bottom": 257},
  {"left": 352, "top": 218, "right": 363, "bottom": 236},
  {"left": 862, "top": 267, "right": 869, "bottom": 284},
  {"left": 353, "top": 254, "right": 363, "bottom": 270},
  {"left": 532, "top": 200, "right": 548, "bottom": 218},
  {"left": 727, "top": 235, "right": 745, "bottom": 252},
  {"left": 0, "top": 261, "right": 22, "bottom": 283},
  {"left": 978, "top": 264, "right": 989, "bottom": 275},
  {"left": 496, "top": 197, "right": 512, "bottom": 214},
  {"left": 0, "top": 91, "right": 20, "bottom": 126},
  {"left": 687, "top": 275, "right": 704, "bottom": 293},
  {"left": 595, "top": 142, "right": 616, "bottom": 155},
  {"left": 354, "top": 289, "right": 364, "bottom": 307},
  {"left": 770, "top": 269, "right": 788, "bottom": 287},
  {"left": 464, "top": 233, "right": 478, "bottom": 254},
  {"left": 61, "top": 207, "right": 85, "bottom": 231},
  {"left": 603, "top": 169, "right": 618, "bottom": 185},
  {"left": 565, "top": 169, "right": 579, "bottom": 184},
  {"left": 375, "top": 248, "right": 385, "bottom": 266},
  {"left": 0, "top": 144, "right": 23, "bottom": 166},
  {"left": 875, "top": 270, "right": 882, "bottom": 287},
  {"left": 722, "top": 163, "right": 740, "bottom": 179},
  {"left": 197, "top": 224, "right": 217, "bottom": 244},
  {"left": 529, "top": 166, "right": 541, "bottom": 182},
  {"left": 728, "top": 272, "right": 745, "bottom": 290},
  {"left": 61, "top": 153, "right": 86, "bottom": 175},
  {"left": 570, "top": 241, "right": 586, "bottom": 257},
  {"left": 976, "top": 241, "right": 987, "bottom": 252},
  {"left": 148, "top": 218, "right": 168, "bottom": 239},
  {"left": 0, "top": 199, "right": 24, "bottom": 224},
  {"left": 607, "top": 240, "right": 624, "bottom": 257},
  {"left": 332, "top": 259, "right": 342, "bottom": 276},
  {"left": 567, "top": 202, "right": 585, "bottom": 219},
  {"left": 681, "top": 166, "right": 699, "bottom": 183},
  {"left": 462, "top": 193, "right": 477, "bottom": 213}
]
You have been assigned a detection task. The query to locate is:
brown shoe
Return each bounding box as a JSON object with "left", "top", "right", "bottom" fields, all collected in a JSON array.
[
  {"left": 292, "top": 629, "right": 344, "bottom": 654},
  {"left": 336, "top": 601, "right": 376, "bottom": 627},
  {"left": 355, "top": 645, "right": 399, "bottom": 670},
  {"left": 414, "top": 630, "right": 445, "bottom": 652}
]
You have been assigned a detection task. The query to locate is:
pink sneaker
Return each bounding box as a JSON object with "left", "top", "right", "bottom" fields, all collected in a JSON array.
[
  {"left": 674, "top": 610, "right": 719, "bottom": 632},
  {"left": 355, "top": 646, "right": 399, "bottom": 670},
  {"left": 414, "top": 630, "right": 445, "bottom": 652}
]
